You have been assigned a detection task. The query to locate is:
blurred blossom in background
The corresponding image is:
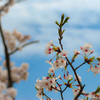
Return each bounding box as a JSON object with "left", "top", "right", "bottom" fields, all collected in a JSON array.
[{"left": 0, "top": 0, "right": 100, "bottom": 100}]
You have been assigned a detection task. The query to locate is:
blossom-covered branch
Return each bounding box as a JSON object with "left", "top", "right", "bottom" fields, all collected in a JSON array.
[
  {"left": 0, "top": 0, "right": 39, "bottom": 100},
  {"left": 35, "top": 14, "right": 100, "bottom": 100}
]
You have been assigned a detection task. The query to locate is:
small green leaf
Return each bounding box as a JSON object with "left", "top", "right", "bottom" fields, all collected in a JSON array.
[
  {"left": 62, "top": 29, "right": 65, "bottom": 34},
  {"left": 63, "top": 16, "right": 70, "bottom": 24},
  {"left": 95, "top": 86, "right": 100, "bottom": 94},
  {"left": 61, "top": 14, "right": 65, "bottom": 23},
  {"left": 55, "top": 21, "right": 60, "bottom": 26},
  {"left": 48, "top": 73, "right": 53, "bottom": 78},
  {"left": 68, "top": 78, "right": 73, "bottom": 83},
  {"left": 35, "top": 87, "right": 38, "bottom": 90}
]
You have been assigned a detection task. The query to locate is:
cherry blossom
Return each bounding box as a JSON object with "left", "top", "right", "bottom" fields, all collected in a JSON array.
[
  {"left": 59, "top": 50, "right": 68, "bottom": 57},
  {"left": 52, "top": 58, "right": 66, "bottom": 70},
  {"left": 89, "top": 66, "right": 100, "bottom": 76},
  {"left": 81, "top": 43, "right": 92, "bottom": 55},
  {"left": 64, "top": 75, "right": 73, "bottom": 80},
  {"left": 48, "top": 67, "right": 55, "bottom": 73}
]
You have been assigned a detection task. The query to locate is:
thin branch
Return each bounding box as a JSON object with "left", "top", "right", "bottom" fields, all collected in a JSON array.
[
  {"left": 74, "top": 85, "right": 85, "bottom": 100},
  {"left": 75, "top": 61, "right": 86, "bottom": 70},
  {"left": 57, "top": 18, "right": 85, "bottom": 100},
  {"left": 60, "top": 92, "right": 64, "bottom": 100},
  {"left": 0, "top": 19, "right": 13, "bottom": 87},
  {"left": 65, "top": 57, "right": 82, "bottom": 88},
  {"left": 9, "top": 40, "right": 39, "bottom": 55},
  {"left": 41, "top": 92, "right": 52, "bottom": 100},
  {"left": 55, "top": 80, "right": 64, "bottom": 100},
  {"left": 0, "top": 2, "right": 10, "bottom": 12},
  {"left": 58, "top": 23, "right": 63, "bottom": 50},
  {"left": 62, "top": 85, "right": 68, "bottom": 93},
  {"left": 59, "top": 36, "right": 63, "bottom": 50},
  {"left": 51, "top": 86, "right": 60, "bottom": 92}
]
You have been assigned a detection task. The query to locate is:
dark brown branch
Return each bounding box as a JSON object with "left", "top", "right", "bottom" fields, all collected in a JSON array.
[
  {"left": 41, "top": 92, "right": 52, "bottom": 100},
  {"left": 65, "top": 57, "right": 82, "bottom": 88},
  {"left": 0, "top": 20, "right": 13, "bottom": 87},
  {"left": 62, "top": 85, "right": 68, "bottom": 93},
  {"left": 51, "top": 86, "right": 60, "bottom": 92},
  {"left": 9, "top": 40, "right": 39, "bottom": 55},
  {"left": 74, "top": 85, "right": 85, "bottom": 100},
  {"left": 75, "top": 61, "right": 86, "bottom": 70},
  {"left": 60, "top": 91, "right": 64, "bottom": 100},
  {"left": 55, "top": 80, "right": 64, "bottom": 100},
  {"left": 59, "top": 36, "right": 63, "bottom": 50}
]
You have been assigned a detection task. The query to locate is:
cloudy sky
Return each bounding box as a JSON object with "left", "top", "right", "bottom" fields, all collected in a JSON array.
[{"left": 1, "top": 0, "right": 100, "bottom": 100}]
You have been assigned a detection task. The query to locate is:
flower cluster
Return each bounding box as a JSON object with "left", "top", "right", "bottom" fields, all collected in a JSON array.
[
  {"left": 0, "top": 81, "right": 17, "bottom": 100},
  {"left": 35, "top": 76, "right": 58, "bottom": 99},
  {"left": 1, "top": 61, "right": 29, "bottom": 83},
  {"left": 36, "top": 14, "right": 100, "bottom": 100},
  {"left": 0, "top": 59, "right": 29, "bottom": 99},
  {"left": 3, "top": 30, "right": 30, "bottom": 51},
  {"left": 36, "top": 39, "right": 100, "bottom": 100}
]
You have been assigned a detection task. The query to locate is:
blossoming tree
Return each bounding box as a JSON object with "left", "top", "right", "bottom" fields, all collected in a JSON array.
[
  {"left": 0, "top": 0, "right": 38, "bottom": 100},
  {"left": 35, "top": 14, "right": 100, "bottom": 100}
]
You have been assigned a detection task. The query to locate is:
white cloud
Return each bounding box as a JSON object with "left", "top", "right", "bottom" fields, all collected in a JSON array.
[{"left": 1, "top": 0, "right": 100, "bottom": 58}]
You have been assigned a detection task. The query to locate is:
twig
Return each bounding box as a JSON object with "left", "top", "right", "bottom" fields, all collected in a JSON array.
[
  {"left": 57, "top": 17, "right": 85, "bottom": 100},
  {"left": 75, "top": 61, "right": 86, "bottom": 70},
  {"left": 65, "top": 57, "right": 82, "bottom": 88},
  {"left": 9, "top": 40, "right": 39, "bottom": 55},
  {"left": 41, "top": 92, "right": 52, "bottom": 100},
  {"left": 55, "top": 80, "right": 64, "bottom": 100},
  {"left": 51, "top": 86, "right": 60, "bottom": 92},
  {"left": 74, "top": 85, "right": 85, "bottom": 100},
  {"left": 62, "top": 85, "right": 68, "bottom": 93},
  {"left": 0, "top": 19, "right": 13, "bottom": 87}
]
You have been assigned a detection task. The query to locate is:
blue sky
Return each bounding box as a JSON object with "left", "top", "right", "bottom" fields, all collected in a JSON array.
[{"left": 1, "top": 0, "right": 100, "bottom": 99}]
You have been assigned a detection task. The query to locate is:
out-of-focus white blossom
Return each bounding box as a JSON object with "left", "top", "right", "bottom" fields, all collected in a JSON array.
[
  {"left": 3, "top": 60, "right": 15, "bottom": 68},
  {"left": 0, "top": 81, "right": 6, "bottom": 93},
  {"left": 6, "top": 87, "right": 17, "bottom": 98},
  {"left": 3, "top": 30, "right": 30, "bottom": 51}
]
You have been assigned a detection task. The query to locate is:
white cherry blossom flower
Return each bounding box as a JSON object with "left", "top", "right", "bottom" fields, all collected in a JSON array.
[
  {"left": 48, "top": 67, "right": 55, "bottom": 73},
  {"left": 65, "top": 75, "right": 73, "bottom": 80},
  {"left": 90, "top": 66, "right": 100, "bottom": 76},
  {"left": 74, "top": 49, "right": 80, "bottom": 55},
  {"left": 59, "top": 50, "right": 68, "bottom": 57},
  {"left": 36, "top": 91, "right": 42, "bottom": 99},
  {"left": 81, "top": 43, "right": 92, "bottom": 55},
  {"left": 46, "top": 40, "right": 53, "bottom": 48},
  {"left": 45, "top": 48, "right": 53, "bottom": 55},
  {"left": 53, "top": 58, "right": 66, "bottom": 70},
  {"left": 6, "top": 88, "right": 17, "bottom": 98}
]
